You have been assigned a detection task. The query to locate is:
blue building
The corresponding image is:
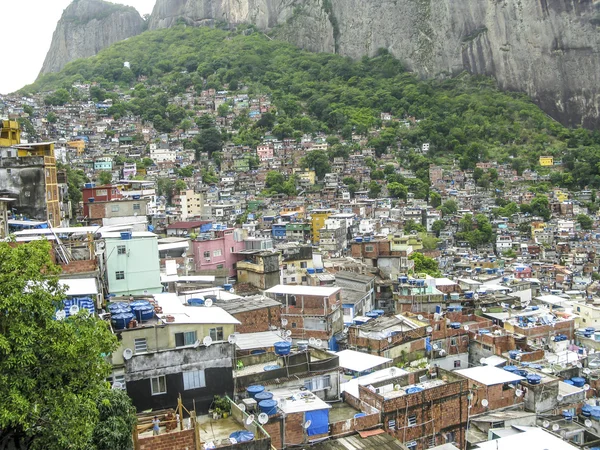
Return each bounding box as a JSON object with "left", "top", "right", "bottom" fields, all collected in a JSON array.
[{"left": 272, "top": 223, "right": 287, "bottom": 240}]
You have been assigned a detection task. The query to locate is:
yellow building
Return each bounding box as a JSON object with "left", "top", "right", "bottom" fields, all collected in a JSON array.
[
  {"left": 555, "top": 190, "right": 569, "bottom": 202},
  {"left": 67, "top": 140, "right": 86, "bottom": 155},
  {"left": 293, "top": 168, "right": 316, "bottom": 186},
  {"left": 539, "top": 156, "right": 554, "bottom": 167},
  {"left": 311, "top": 209, "right": 334, "bottom": 244},
  {"left": 531, "top": 221, "right": 546, "bottom": 238},
  {"left": 0, "top": 120, "right": 21, "bottom": 146}
]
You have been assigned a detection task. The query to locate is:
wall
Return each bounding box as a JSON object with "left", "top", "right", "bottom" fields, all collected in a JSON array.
[
  {"left": 0, "top": 157, "right": 50, "bottom": 223},
  {"left": 329, "top": 412, "right": 380, "bottom": 437},
  {"left": 104, "top": 235, "right": 162, "bottom": 295},
  {"left": 138, "top": 428, "right": 196, "bottom": 450},
  {"left": 232, "top": 305, "right": 282, "bottom": 333}
]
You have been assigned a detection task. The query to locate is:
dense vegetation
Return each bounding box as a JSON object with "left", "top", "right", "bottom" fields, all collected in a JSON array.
[{"left": 24, "top": 25, "right": 600, "bottom": 187}]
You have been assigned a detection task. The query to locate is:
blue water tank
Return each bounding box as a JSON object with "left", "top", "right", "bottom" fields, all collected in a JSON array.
[
  {"left": 450, "top": 322, "right": 461, "bottom": 329},
  {"left": 246, "top": 385, "right": 265, "bottom": 399},
  {"left": 509, "top": 350, "right": 521, "bottom": 360},
  {"left": 563, "top": 411, "right": 574, "bottom": 421},
  {"left": 188, "top": 298, "right": 205, "bottom": 306},
  {"left": 316, "top": 268, "right": 324, "bottom": 273},
  {"left": 108, "top": 302, "right": 131, "bottom": 314},
  {"left": 526, "top": 374, "right": 542, "bottom": 385},
  {"left": 399, "top": 276, "right": 408, "bottom": 284},
  {"left": 571, "top": 377, "right": 586, "bottom": 388},
  {"left": 503, "top": 365, "right": 518, "bottom": 373},
  {"left": 478, "top": 329, "right": 490, "bottom": 335},
  {"left": 297, "top": 340, "right": 309, "bottom": 351},
  {"left": 111, "top": 312, "right": 135, "bottom": 330},
  {"left": 223, "top": 284, "right": 233, "bottom": 291},
  {"left": 406, "top": 386, "right": 424, "bottom": 394},
  {"left": 255, "top": 391, "right": 274, "bottom": 402},
  {"left": 372, "top": 309, "right": 385, "bottom": 317},
  {"left": 274, "top": 341, "right": 291, "bottom": 356},
  {"left": 354, "top": 413, "right": 366, "bottom": 418},
  {"left": 516, "top": 370, "right": 529, "bottom": 378},
  {"left": 355, "top": 237, "right": 363, "bottom": 243},
  {"left": 263, "top": 365, "right": 280, "bottom": 371},
  {"left": 131, "top": 300, "right": 154, "bottom": 321},
  {"left": 582, "top": 405, "right": 592, "bottom": 417},
  {"left": 564, "top": 379, "right": 575, "bottom": 386},
  {"left": 464, "top": 291, "right": 474, "bottom": 299},
  {"left": 307, "top": 268, "right": 316, "bottom": 274},
  {"left": 120, "top": 232, "right": 132, "bottom": 240},
  {"left": 366, "top": 312, "right": 379, "bottom": 319},
  {"left": 258, "top": 399, "right": 278, "bottom": 415}
]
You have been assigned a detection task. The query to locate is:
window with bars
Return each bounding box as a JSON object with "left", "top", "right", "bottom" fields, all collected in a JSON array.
[
  {"left": 134, "top": 338, "right": 147, "bottom": 353},
  {"left": 115, "top": 271, "right": 125, "bottom": 280},
  {"left": 387, "top": 419, "right": 396, "bottom": 431},
  {"left": 408, "top": 415, "right": 417, "bottom": 427},
  {"left": 117, "top": 245, "right": 126, "bottom": 255}
]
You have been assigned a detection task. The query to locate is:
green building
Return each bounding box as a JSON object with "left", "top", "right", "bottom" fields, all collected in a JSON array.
[{"left": 102, "top": 231, "right": 163, "bottom": 296}]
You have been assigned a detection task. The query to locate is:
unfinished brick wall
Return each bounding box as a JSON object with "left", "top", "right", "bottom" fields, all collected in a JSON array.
[
  {"left": 233, "top": 305, "right": 282, "bottom": 333},
  {"left": 330, "top": 413, "right": 380, "bottom": 437},
  {"left": 59, "top": 259, "right": 97, "bottom": 274},
  {"left": 468, "top": 382, "right": 524, "bottom": 416},
  {"left": 138, "top": 429, "right": 195, "bottom": 450},
  {"left": 284, "top": 412, "right": 328, "bottom": 446},
  {"left": 264, "top": 418, "right": 283, "bottom": 450}
]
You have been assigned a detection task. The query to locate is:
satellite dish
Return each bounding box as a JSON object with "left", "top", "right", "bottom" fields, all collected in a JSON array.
[
  {"left": 515, "top": 389, "right": 523, "bottom": 397},
  {"left": 316, "top": 339, "right": 322, "bottom": 347},
  {"left": 433, "top": 344, "right": 439, "bottom": 350},
  {"left": 576, "top": 362, "right": 583, "bottom": 369},
  {"left": 464, "top": 325, "right": 470, "bottom": 331},
  {"left": 426, "top": 326, "right": 433, "bottom": 333},
  {"left": 281, "top": 318, "right": 288, "bottom": 326},
  {"left": 584, "top": 368, "right": 592, "bottom": 375},
  {"left": 543, "top": 420, "right": 550, "bottom": 428},
  {"left": 245, "top": 414, "right": 255, "bottom": 426},
  {"left": 69, "top": 304, "right": 80, "bottom": 315},
  {"left": 481, "top": 399, "right": 489, "bottom": 407},
  {"left": 439, "top": 349, "right": 446, "bottom": 356},
  {"left": 480, "top": 357, "right": 486, "bottom": 364},
  {"left": 474, "top": 294, "right": 479, "bottom": 300},
  {"left": 286, "top": 330, "right": 292, "bottom": 337},
  {"left": 285, "top": 337, "right": 292, "bottom": 343},
  {"left": 390, "top": 367, "right": 397, "bottom": 376},
  {"left": 238, "top": 403, "right": 246, "bottom": 412},
  {"left": 228, "top": 334, "right": 237, "bottom": 344},
  {"left": 123, "top": 348, "right": 133, "bottom": 360},
  {"left": 303, "top": 420, "right": 312, "bottom": 429},
  {"left": 584, "top": 384, "right": 591, "bottom": 391},
  {"left": 388, "top": 337, "right": 392, "bottom": 343},
  {"left": 552, "top": 424, "right": 560, "bottom": 431},
  {"left": 229, "top": 438, "right": 238, "bottom": 445},
  {"left": 203, "top": 336, "right": 213, "bottom": 347},
  {"left": 417, "top": 314, "right": 424, "bottom": 320},
  {"left": 193, "top": 339, "right": 201, "bottom": 348},
  {"left": 258, "top": 413, "right": 269, "bottom": 425},
  {"left": 56, "top": 310, "right": 66, "bottom": 320},
  {"left": 585, "top": 419, "right": 593, "bottom": 427},
  {"left": 394, "top": 384, "right": 401, "bottom": 391},
  {"left": 230, "top": 288, "right": 235, "bottom": 294},
  {"left": 481, "top": 307, "right": 486, "bottom": 312},
  {"left": 309, "top": 337, "right": 316, "bottom": 345},
  {"left": 557, "top": 394, "right": 564, "bottom": 402},
  {"left": 112, "top": 381, "right": 123, "bottom": 390},
  {"left": 204, "top": 299, "right": 213, "bottom": 307}
]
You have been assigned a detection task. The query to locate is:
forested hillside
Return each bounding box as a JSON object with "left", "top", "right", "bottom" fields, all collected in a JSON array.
[{"left": 24, "top": 25, "right": 600, "bottom": 188}]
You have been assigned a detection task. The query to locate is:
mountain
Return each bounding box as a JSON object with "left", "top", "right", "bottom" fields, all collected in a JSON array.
[
  {"left": 40, "top": 0, "right": 145, "bottom": 76},
  {"left": 147, "top": 0, "right": 600, "bottom": 129}
]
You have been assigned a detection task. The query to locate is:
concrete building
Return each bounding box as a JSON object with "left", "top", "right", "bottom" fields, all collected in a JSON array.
[
  {"left": 310, "top": 209, "right": 334, "bottom": 244},
  {"left": 172, "top": 189, "right": 205, "bottom": 220},
  {"left": 100, "top": 231, "right": 162, "bottom": 296},
  {"left": 110, "top": 293, "right": 240, "bottom": 412},
  {"left": 192, "top": 226, "right": 245, "bottom": 277}
]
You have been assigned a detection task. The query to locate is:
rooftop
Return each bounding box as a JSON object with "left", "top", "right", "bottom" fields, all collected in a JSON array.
[
  {"left": 341, "top": 367, "right": 409, "bottom": 398},
  {"left": 153, "top": 293, "right": 241, "bottom": 326},
  {"left": 265, "top": 285, "right": 341, "bottom": 297},
  {"left": 454, "top": 366, "right": 525, "bottom": 386},
  {"left": 233, "top": 330, "right": 287, "bottom": 351},
  {"left": 336, "top": 350, "right": 391, "bottom": 373},
  {"left": 311, "top": 432, "right": 405, "bottom": 450},
  {"left": 216, "top": 295, "right": 282, "bottom": 315},
  {"left": 271, "top": 387, "right": 331, "bottom": 414}
]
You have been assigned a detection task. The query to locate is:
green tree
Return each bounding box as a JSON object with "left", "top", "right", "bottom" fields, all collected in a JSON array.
[
  {"left": 90, "top": 388, "right": 136, "bottom": 450},
  {"left": 503, "top": 249, "right": 517, "bottom": 258},
  {"left": 410, "top": 252, "right": 441, "bottom": 277},
  {"left": 44, "top": 88, "right": 70, "bottom": 106},
  {"left": 194, "top": 127, "right": 223, "bottom": 159},
  {"left": 301, "top": 150, "right": 331, "bottom": 180},
  {"left": 175, "top": 179, "right": 187, "bottom": 191},
  {"left": 421, "top": 234, "right": 440, "bottom": 251},
  {"left": 141, "top": 157, "right": 154, "bottom": 168},
  {"left": 577, "top": 214, "right": 594, "bottom": 230},
  {"left": 405, "top": 219, "right": 426, "bottom": 233},
  {"left": 368, "top": 181, "right": 382, "bottom": 198},
  {"left": 177, "top": 165, "right": 194, "bottom": 177},
  {"left": 0, "top": 240, "right": 117, "bottom": 449},
  {"left": 387, "top": 182, "right": 408, "bottom": 199},
  {"left": 266, "top": 171, "right": 285, "bottom": 189},
  {"left": 439, "top": 200, "right": 458, "bottom": 216},
  {"left": 527, "top": 195, "right": 552, "bottom": 221},
  {"left": 217, "top": 103, "right": 230, "bottom": 117},
  {"left": 97, "top": 171, "right": 113, "bottom": 185},
  {"left": 156, "top": 177, "right": 175, "bottom": 203},
  {"left": 431, "top": 220, "right": 446, "bottom": 237},
  {"left": 46, "top": 112, "right": 58, "bottom": 123},
  {"left": 430, "top": 192, "right": 441, "bottom": 208}
]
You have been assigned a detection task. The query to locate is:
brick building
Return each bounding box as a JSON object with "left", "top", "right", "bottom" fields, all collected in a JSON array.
[{"left": 215, "top": 294, "right": 282, "bottom": 333}]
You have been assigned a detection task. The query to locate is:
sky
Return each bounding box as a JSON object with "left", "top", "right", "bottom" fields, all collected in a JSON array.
[{"left": 0, "top": 0, "right": 156, "bottom": 95}]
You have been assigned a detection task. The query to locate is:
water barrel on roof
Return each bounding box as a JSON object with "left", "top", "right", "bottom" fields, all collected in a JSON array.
[
  {"left": 406, "top": 386, "right": 424, "bottom": 394},
  {"left": 111, "top": 312, "right": 135, "bottom": 330},
  {"left": 258, "top": 399, "right": 278, "bottom": 416},
  {"left": 187, "top": 297, "right": 205, "bottom": 306},
  {"left": 366, "top": 312, "right": 379, "bottom": 319},
  {"left": 274, "top": 341, "right": 291, "bottom": 356},
  {"left": 373, "top": 309, "right": 385, "bottom": 317},
  {"left": 247, "top": 385, "right": 265, "bottom": 399},
  {"left": 255, "top": 391, "right": 274, "bottom": 402},
  {"left": 571, "top": 377, "right": 586, "bottom": 388},
  {"left": 307, "top": 268, "right": 316, "bottom": 274},
  {"left": 108, "top": 302, "right": 132, "bottom": 314},
  {"left": 131, "top": 300, "right": 154, "bottom": 321}
]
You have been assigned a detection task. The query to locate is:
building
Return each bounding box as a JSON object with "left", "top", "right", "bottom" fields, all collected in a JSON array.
[
  {"left": 310, "top": 209, "right": 334, "bottom": 244},
  {"left": 86, "top": 198, "right": 148, "bottom": 228},
  {"left": 82, "top": 184, "right": 123, "bottom": 217},
  {"left": 236, "top": 251, "right": 281, "bottom": 290},
  {"left": 100, "top": 231, "right": 162, "bottom": 296},
  {"left": 0, "top": 198, "right": 13, "bottom": 238},
  {"left": 192, "top": 226, "right": 245, "bottom": 277},
  {"left": 110, "top": 293, "right": 240, "bottom": 412},
  {"left": 172, "top": 190, "right": 205, "bottom": 221},
  {"left": 215, "top": 294, "right": 282, "bottom": 333},
  {"left": 278, "top": 243, "right": 313, "bottom": 285},
  {"left": 265, "top": 285, "right": 343, "bottom": 346},
  {"left": 539, "top": 156, "right": 554, "bottom": 166},
  {"left": 0, "top": 121, "right": 61, "bottom": 226}
]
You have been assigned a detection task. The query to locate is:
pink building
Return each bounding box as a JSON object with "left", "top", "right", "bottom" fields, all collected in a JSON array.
[
  {"left": 192, "top": 227, "right": 245, "bottom": 277},
  {"left": 257, "top": 145, "right": 273, "bottom": 161}
]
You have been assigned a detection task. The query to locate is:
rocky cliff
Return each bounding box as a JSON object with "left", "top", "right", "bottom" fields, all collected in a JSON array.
[
  {"left": 148, "top": 0, "right": 600, "bottom": 128},
  {"left": 40, "top": 0, "right": 145, "bottom": 76}
]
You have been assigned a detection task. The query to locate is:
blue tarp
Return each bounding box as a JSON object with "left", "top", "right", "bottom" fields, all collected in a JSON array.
[{"left": 306, "top": 409, "right": 329, "bottom": 436}]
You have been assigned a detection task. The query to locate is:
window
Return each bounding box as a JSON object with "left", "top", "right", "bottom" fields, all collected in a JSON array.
[
  {"left": 230, "top": 247, "right": 235, "bottom": 253},
  {"left": 450, "top": 338, "right": 457, "bottom": 346},
  {"left": 151, "top": 376, "right": 166, "bottom": 395},
  {"left": 115, "top": 271, "right": 125, "bottom": 280},
  {"left": 204, "top": 251, "right": 210, "bottom": 259},
  {"left": 300, "top": 262, "right": 307, "bottom": 268},
  {"left": 210, "top": 327, "right": 224, "bottom": 341},
  {"left": 406, "top": 442, "right": 417, "bottom": 450},
  {"left": 6, "top": 169, "right": 11, "bottom": 174},
  {"left": 175, "top": 331, "right": 197, "bottom": 347},
  {"left": 388, "top": 419, "right": 396, "bottom": 431},
  {"left": 290, "top": 277, "right": 296, "bottom": 282},
  {"left": 111, "top": 205, "right": 120, "bottom": 212},
  {"left": 117, "top": 245, "right": 126, "bottom": 255},
  {"left": 216, "top": 264, "right": 224, "bottom": 269},
  {"left": 183, "top": 369, "right": 206, "bottom": 390},
  {"left": 445, "top": 431, "right": 455, "bottom": 443},
  {"left": 429, "top": 435, "right": 437, "bottom": 448},
  {"left": 454, "top": 360, "right": 461, "bottom": 368},
  {"left": 577, "top": 306, "right": 581, "bottom": 312},
  {"left": 304, "top": 318, "right": 327, "bottom": 331},
  {"left": 408, "top": 415, "right": 417, "bottom": 427},
  {"left": 96, "top": 189, "right": 107, "bottom": 196},
  {"left": 365, "top": 245, "right": 374, "bottom": 252},
  {"left": 213, "top": 249, "right": 222, "bottom": 257},
  {"left": 134, "top": 338, "right": 147, "bottom": 353},
  {"left": 302, "top": 276, "right": 307, "bottom": 283},
  {"left": 133, "top": 203, "right": 141, "bottom": 211},
  {"left": 292, "top": 322, "right": 297, "bottom": 328}
]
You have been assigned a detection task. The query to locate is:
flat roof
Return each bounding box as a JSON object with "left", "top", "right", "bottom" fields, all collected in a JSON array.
[
  {"left": 455, "top": 366, "right": 525, "bottom": 386},
  {"left": 158, "top": 241, "right": 189, "bottom": 252},
  {"left": 58, "top": 278, "right": 98, "bottom": 296},
  {"left": 271, "top": 387, "right": 331, "bottom": 414},
  {"left": 341, "top": 367, "right": 409, "bottom": 399},
  {"left": 153, "top": 293, "right": 240, "bottom": 325},
  {"left": 216, "top": 295, "right": 281, "bottom": 315},
  {"left": 234, "top": 330, "right": 287, "bottom": 350},
  {"left": 311, "top": 433, "right": 406, "bottom": 450},
  {"left": 159, "top": 274, "right": 215, "bottom": 283},
  {"left": 102, "top": 231, "right": 156, "bottom": 238},
  {"left": 265, "top": 285, "right": 341, "bottom": 297},
  {"left": 336, "top": 350, "right": 391, "bottom": 372},
  {"left": 473, "top": 426, "right": 578, "bottom": 450}
]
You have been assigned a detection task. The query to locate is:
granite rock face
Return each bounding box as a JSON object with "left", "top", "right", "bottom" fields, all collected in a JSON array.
[
  {"left": 148, "top": 0, "right": 600, "bottom": 128},
  {"left": 40, "top": 0, "right": 145, "bottom": 75}
]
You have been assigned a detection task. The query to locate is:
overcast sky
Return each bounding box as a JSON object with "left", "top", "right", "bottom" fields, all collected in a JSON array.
[{"left": 0, "top": 0, "right": 155, "bottom": 95}]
